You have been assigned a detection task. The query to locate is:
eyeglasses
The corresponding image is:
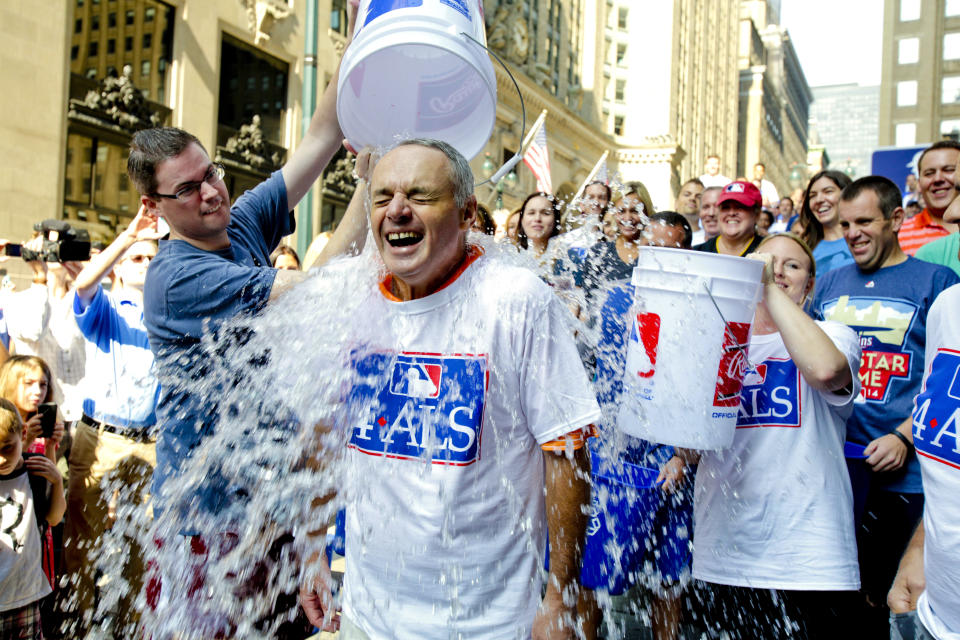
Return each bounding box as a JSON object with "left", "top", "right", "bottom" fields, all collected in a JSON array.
[{"left": 150, "top": 164, "right": 225, "bottom": 202}]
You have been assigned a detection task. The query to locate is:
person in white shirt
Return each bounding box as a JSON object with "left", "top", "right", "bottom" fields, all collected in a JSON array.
[
  {"left": 698, "top": 154, "right": 732, "bottom": 189},
  {"left": 753, "top": 162, "right": 780, "bottom": 207},
  {"left": 664, "top": 232, "right": 862, "bottom": 639},
  {"left": 299, "top": 139, "right": 601, "bottom": 640}
]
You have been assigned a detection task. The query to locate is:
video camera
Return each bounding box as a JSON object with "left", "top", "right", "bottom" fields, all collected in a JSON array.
[{"left": 19, "top": 220, "right": 91, "bottom": 263}]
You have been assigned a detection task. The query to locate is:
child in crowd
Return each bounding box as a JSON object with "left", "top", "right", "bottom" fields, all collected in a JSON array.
[{"left": 0, "top": 397, "right": 65, "bottom": 638}]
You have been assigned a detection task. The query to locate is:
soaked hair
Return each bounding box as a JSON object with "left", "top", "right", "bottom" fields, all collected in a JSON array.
[
  {"left": 128, "top": 127, "right": 205, "bottom": 195},
  {"left": 395, "top": 138, "right": 474, "bottom": 210},
  {"left": 0, "top": 398, "right": 22, "bottom": 442},
  {"left": 648, "top": 211, "right": 693, "bottom": 248},
  {"left": 918, "top": 139, "right": 960, "bottom": 173},
  {"left": 270, "top": 245, "right": 301, "bottom": 269},
  {"left": 618, "top": 181, "right": 656, "bottom": 220},
  {"left": 841, "top": 176, "right": 903, "bottom": 220},
  {"left": 758, "top": 232, "right": 817, "bottom": 281},
  {"left": 0, "top": 356, "right": 53, "bottom": 415},
  {"left": 516, "top": 192, "right": 562, "bottom": 250},
  {"left": 799, "top": 170, "right": 853, "bottom": 250}
]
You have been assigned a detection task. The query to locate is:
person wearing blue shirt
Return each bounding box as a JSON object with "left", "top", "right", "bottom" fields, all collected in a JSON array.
[
  {"left": 810, "top": 176, "right": 960, "bottom": 637},
  {"left": 65, "top": 207, "right": 163, "bottom": 633}
]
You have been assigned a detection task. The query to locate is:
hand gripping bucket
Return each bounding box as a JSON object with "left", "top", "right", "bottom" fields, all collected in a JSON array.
[
  {"left": 337, "top": 0, "right": 497, "bottom": 160},
  {"left": 617, "top": 247, "right": 764, "bottom": 450},
  {"left": 580, "top": 441, "right": 662, "bottom": 594}
]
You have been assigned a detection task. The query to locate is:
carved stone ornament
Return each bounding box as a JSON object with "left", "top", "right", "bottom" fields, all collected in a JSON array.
[
  {"left": 487, "top": 1, "right": 529, "bottom": 65},
  {"left": 81, "top": 64, "right": 161, "bottom": 131},
  {"left": 322, "top": 153, "right": 358, "bottom": 199},
  {"left": 224, "top": 115, "right": 283, "bottom": 169},
  {"left": 242, "top": 0, "right": 293, "bottom": 46}
]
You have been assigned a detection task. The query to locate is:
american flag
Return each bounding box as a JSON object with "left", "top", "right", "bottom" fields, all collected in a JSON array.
[
  {"left": 523, "top": 122, "right": 552, "bottom": 193},
  {"left": 594, "top": 155, "right": 609, "bottom": 185}
]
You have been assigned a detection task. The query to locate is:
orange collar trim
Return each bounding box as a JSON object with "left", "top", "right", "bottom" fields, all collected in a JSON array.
[{"left": 379, "top": 245, "right": 485, "bottom": 302}]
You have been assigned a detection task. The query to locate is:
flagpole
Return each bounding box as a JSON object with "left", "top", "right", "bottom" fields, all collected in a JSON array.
[
  {"left": 571, "top": 150, "right": 610, "bottom": 205},
  {"left": 520, "top": 109, "right": 548, "bottom": 153}
]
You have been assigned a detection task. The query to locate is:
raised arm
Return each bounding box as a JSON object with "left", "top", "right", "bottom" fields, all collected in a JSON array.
[
  {"left": 75, "top": 206, "right": 163, "bottom": 304},
  {"left": 281, "top": 4, "right": 358, "bottom": 207},
  {"left": 755, "top": 254, "right": 852, "bottom": 392}
]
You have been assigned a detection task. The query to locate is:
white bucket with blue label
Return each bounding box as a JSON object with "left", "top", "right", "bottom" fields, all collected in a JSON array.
[
  {"left": 617, "top": 247, "right": 764, "bottom": 450},
  {"left": 337, "top": 0, "right": 497, "bottom": 160}
]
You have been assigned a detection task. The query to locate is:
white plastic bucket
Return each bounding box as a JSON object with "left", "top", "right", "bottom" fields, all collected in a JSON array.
[
  {"left": 337, "top": 0, "right": 497, "bottom": 160},
  {"left": 617, "top": 247, "right": 764, "bottom": 450}
]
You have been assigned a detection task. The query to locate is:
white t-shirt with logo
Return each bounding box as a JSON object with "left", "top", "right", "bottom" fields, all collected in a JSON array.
[
  {"left": 693, "top": 321, "right": 862, "bottom": 590},
  {"left": 336, "top": 253, "right": 602, "bottom": 639},
  {"left": 913, "top": 284, "right": 960, "bottom": 639},
  {"left": 0, "top": 466, "right": 51, "bottom": 611}
]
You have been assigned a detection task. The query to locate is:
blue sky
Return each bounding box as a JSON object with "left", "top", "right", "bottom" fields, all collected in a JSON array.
[{"left": 780, "top": 0, "right": 884, "bottom": 88}]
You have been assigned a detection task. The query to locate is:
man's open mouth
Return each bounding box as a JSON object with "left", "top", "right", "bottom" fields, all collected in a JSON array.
[{"left": 387, "top": 231, "right": 423, "bottom": 247}]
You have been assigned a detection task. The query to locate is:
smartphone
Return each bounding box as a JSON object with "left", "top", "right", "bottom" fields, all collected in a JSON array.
[
  {"left": 3, "top": 244, "right": 21, "bottom": 257},
  {"left": 37, "top": 403, "right": 57, "bottom": 439}
]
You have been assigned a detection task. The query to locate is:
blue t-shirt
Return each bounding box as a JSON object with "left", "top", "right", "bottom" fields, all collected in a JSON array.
[
  {"left": 143, "top": 170, "right": 292, "bottom": 516},
  {"left": 74, "top": 287, "right": 159, "bottom": 429},
  {"left": 813, "top": 237, "right": 854, "bottom": 275},
  {"left": 811, "top": 257, "right": 960, "bottom": 493}
]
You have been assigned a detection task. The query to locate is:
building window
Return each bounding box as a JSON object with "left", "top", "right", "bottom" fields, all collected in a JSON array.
[
  {"left": 145, "top": 6, "right": 155, "bottom": 21},
  {"left": 618, "top": 7, "right": 628, "bottom": 29},
  {"left": 77, "top": 0, "right": 83, "bottom": 5},
  {"left": 126, "top": 9, "right": 135, "bottom": 25},
  {"left": 898, "top": 37, "right": 920, "bottom": 64},
  {"left": 108, "top": 12, "right": 116, "bottom": 28},
  {"left": 948, "top": 0, "right": 960, "bottom": 16},
  {"left": 125, "top": 36, "right": 133, "bottom": 51},
  {"left": 900, "top": 0, "right": 921, "bottom": 21},
  {"left": 943, "top": 76, "right": 960, "bottom": 103},
  {"left": 615, "top": 79, "right": 625, "bottom": 102},
  {"left": 219, "top": 35, "right": 290, "bottom": 145},
  {"left": 75, "top": 18, "right": 83, "bottom": 33},
  {"left": 616, "top": 43, "right": 626, "bottom": 65},
  {"left": 942, "top": 120, "right": 960, "bottom": 139},
  {"left": 896, "top": 123, "right": 917, "bottom": 146},
  {"left": 106, "top": 39, "right": 115, "bottom": 54},
  {"left": 946, "top": 33, "right": 960, "bottom": 59},
  {"left": 89, "top": 41, "right": 98, "bottom": 57},
  {"left": 897, "top": 81, "right": 918, "bottom": 106},
  {"left": 91, "top": 15, "right": 100, "bottom": 30},
  {"left": 330, "top": 0, "right": 347, "bottom": 35},
  {"left": 143, "top": 33, "right": 152, "bottom": 49},
  {"left": 141, "top": 60, "right": 150, "bottom": 76},
  {"left": 614, "top": 115, "right": 624, "bottom": 135},
  {"left": 71, "top": 45, "right": 79, "bottom": 60}
]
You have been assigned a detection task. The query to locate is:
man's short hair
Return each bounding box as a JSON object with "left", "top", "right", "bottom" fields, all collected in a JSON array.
[
  {"left": 706, "top": 154, "right": 720, "bottom": 161},
  {"left": 840, "top": 176, "right": 903, "bottom": 220},
  {"left": 0, "top": 398, "right": 21, "bottom": 442},
  {"left": 702, "top": 186, "right": 722, "bottom": 198},
  {"left": 680, "top": 177, "right": 704, "bottom": 191},
  {"left": 780, "top": 196, "right": 793, "bottom": 206},
  {"left": 586, "top": 180, "right": 612, "bottom": 203},
  {"left": 128, "top": 127, "right": 205, "bottom": 195},
  {"left": 918, "top": 139, "right": 960, "bottom": 173},
  {"left": 648, "top": 211, "right": 693, "bottom": 248},
  {"left": 395, "top": 138, "right": 474, "bottom": 210},
  {"left": 755, "top": 162, "right": 765, "bottom": 170}
]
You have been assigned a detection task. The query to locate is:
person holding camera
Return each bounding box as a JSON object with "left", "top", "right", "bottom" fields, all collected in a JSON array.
[{"left": 63, "top": 205, "right": 163, "bottom": 633}]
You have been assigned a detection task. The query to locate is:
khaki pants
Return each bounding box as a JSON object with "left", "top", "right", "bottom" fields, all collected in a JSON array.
[{"left": 64, "top": 422, "right": 156, "bottom": 630}]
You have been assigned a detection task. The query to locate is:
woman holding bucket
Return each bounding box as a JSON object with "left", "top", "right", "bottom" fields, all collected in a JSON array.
[{"left": 663, "top": 233, "right": 863, "bottom": 639}]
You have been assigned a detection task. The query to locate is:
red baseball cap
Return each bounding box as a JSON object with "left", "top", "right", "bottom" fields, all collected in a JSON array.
[{"left": 717, "top": 181, "right": 762, "bottom": 208}]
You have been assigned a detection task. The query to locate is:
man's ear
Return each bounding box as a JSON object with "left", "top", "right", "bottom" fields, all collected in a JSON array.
[
  {"left": 142, "top": 194, "right": 160, "bottom": 216},
  {"left": 461, "top": 195, "right": 477, "bottom": 229},
  {"left": 889, "top": 206, "right": 906, "bottom": 233}
]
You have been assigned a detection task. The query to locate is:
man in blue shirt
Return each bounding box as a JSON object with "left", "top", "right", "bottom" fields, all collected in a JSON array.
[
  {"left": 811, "top": 176, "right": 960, "bottom": 636},
  {"left": 66, "top": 205, "right": 163, "bottom": 632}
]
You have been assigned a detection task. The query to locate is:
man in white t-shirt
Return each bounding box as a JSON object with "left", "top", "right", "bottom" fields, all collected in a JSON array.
[
  {"left": 753, "top": 162, "right": 780, "bottom": 207},
  {"left": 699, "top": 154, "right": 731, "bottom": 189},
  {"left": 887, "top": 281, "right": 960, "bottom": 639},
  {"left": 300, "top": 139, "right": 601, "bottom": 640}
]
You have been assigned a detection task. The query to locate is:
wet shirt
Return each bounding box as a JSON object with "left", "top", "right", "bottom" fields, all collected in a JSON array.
[
  {"left": 0, "top": 458, "right": 52, "bottom": 611},
  {"left": 811, "top": 258, "right": 960, "bottom": 493},
  {"left": 74, "top": 287, "right": 159, "bottom": 429},
  {"left": 143, "top": 170, "right": 291, "bottom": 516},
  {"left": 912, "top": 284, "right": 960, "bottom": 638},
  {"left": 337, "top": 251, "right": 602, "bottom": 639},
  {"left": 694, "top": 323, "right": 862, "bottom": 590},
  {"left": 812, "top": 237, "right": 855, "bottom": 275}
]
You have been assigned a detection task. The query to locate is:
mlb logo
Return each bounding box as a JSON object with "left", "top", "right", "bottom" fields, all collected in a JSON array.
[
  {"left": 390, "top": 361, "right": 442, "bottom": 398},
  {"left": 628, "top": 313, "right": 660, "bottom": 378},
  {"left": 741, "top": 363, "right": 768, "bottom": 387},
  {"left": 726, "top": 182, "right": 745, "bottom": 193}
]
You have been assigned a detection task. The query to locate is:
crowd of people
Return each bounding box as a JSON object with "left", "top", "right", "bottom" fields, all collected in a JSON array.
[{"left": 2, "top": 14, "right": 960, "bottom": 640}]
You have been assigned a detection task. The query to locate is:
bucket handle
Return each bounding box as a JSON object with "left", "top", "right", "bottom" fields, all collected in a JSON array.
[
  {"left": 702, "top": 281, "right": 758, "bottom": 372},
  {"left": 460, "top": 32, "right": 527, "bottom": 186}
]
